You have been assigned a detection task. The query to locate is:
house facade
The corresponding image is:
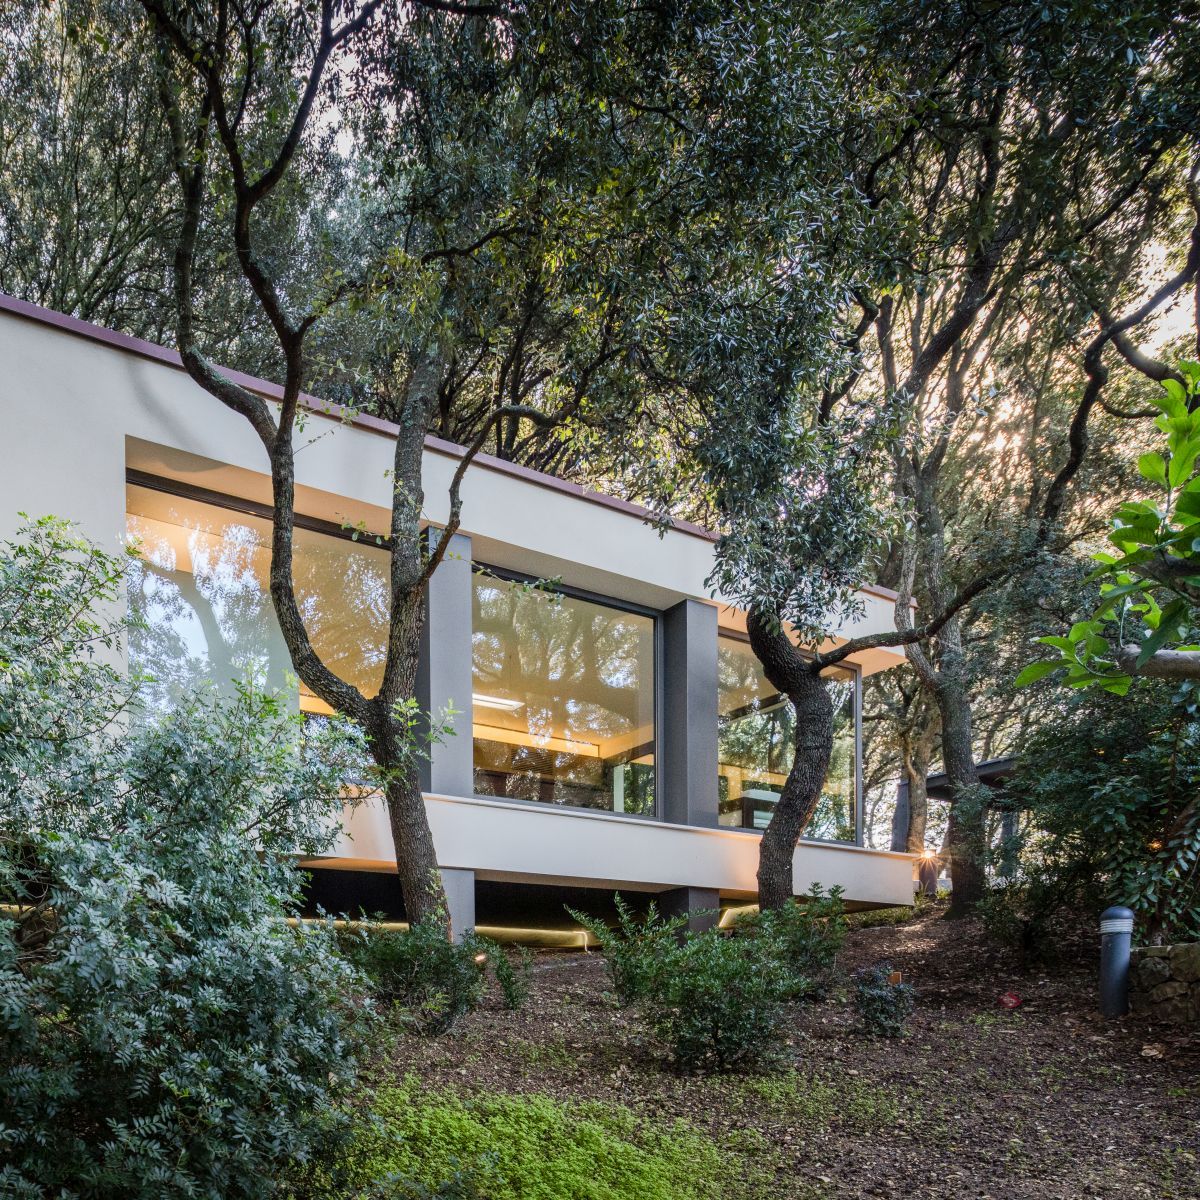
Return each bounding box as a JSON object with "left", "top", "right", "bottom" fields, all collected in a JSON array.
[{"left": 0, "top": 293, "right": 914, "bottom": 937}]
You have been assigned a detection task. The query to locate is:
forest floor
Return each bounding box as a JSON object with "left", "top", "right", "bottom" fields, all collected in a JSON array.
[{"left": 378, "top": 903, "right": 1200, "bottom": 1200}]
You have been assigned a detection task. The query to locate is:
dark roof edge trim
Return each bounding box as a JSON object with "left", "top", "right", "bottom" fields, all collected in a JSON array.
[{"left": 0, "top": 291, "right": 903, "bottom": 602}]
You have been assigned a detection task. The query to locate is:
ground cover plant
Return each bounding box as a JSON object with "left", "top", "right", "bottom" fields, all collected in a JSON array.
[
  {"left": 372, "top": 902, "right": 1200, "bottom": 1200},
  {"left": 344, "top": 1078, "right": 771, "bottom": 1200}
]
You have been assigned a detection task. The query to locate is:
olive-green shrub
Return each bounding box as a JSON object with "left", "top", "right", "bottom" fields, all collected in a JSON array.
[
  {"left": 738, "top": 885, "right": 847, "bottom": 999},
  {"left": 566, "top": 893, "right": 687, "bottom": 1005},
  {"left": 491, "top": 943, "right": 533, "bottom": 1011},
  {"left": 641, "top": 928, "right": 787, "bottom": 1073},
  {"left": 0, "top": 518, "right": 369, "bottom": 1199},
  {"left": 853, "top": 961, "right": 915, "bottom": 1037},
  {"left": 345, "top": 916, "right": 489, "bottom": 1035}
]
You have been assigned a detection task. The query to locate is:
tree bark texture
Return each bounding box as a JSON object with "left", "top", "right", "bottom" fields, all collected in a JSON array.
[{"left": 748, "top": 610, "right": 834, "bottom": 911}]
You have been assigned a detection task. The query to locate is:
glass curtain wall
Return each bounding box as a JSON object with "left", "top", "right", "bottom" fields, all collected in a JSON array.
[
  {"left": 717, "top": 633, "right": 858, "bottom": 842},
  {"left": 471, "top": 570, "right": 656, "bottom": 814},
  {"left": 126, "top": 482, "right": 389, "bottom": 714}
]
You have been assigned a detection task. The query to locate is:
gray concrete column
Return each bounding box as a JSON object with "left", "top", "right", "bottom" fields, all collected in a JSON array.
[
  {"left": 417, "top": 530, "right": 474, "bottom": 798},
  {"left": 661, "top": 599, "right": 719, "bottom": 827},
  {"left": 660, "top": 886, "right": 720, "bottom": 935},
  {"left": 442, "top": 867, "right": 476, "bottom": 941}
]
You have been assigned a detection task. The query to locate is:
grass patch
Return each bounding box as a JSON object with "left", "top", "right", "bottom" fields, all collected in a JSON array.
[
  {"left": 729, "top": 1069, "right": 902, "bottom": 1128},
  {"left": 507, "top": 1034, "right": 576, "bottom": 1072},
  {"left": 346, "top": 1077, "right": 773, "bottom": 1200},
  {"left": 846, "top": 905, "right": 916, "bottom": 930}
]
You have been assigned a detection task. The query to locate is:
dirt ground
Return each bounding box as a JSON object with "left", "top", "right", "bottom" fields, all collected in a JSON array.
[{"left": 383, "top": 905, "right": 1200, "bottom": 1199}]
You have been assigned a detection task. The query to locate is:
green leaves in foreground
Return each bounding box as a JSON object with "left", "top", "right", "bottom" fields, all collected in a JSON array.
[
  {"left": 1017, "top": 363, "right": 1200, "bottom": 695},
  {"left": 345, "top": 1080, "right": 771, "bottom": 1200}
]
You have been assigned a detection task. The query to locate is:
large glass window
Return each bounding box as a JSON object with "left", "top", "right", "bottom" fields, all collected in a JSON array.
[
  {"left": 126, "top": 482, "right": 389, "bottom": 714},
  {"left": 717, "top": 634, "right": 858, "bottom": 842},
  {"left": 472, "top": 570, "right": 656, "bottom": 814}
]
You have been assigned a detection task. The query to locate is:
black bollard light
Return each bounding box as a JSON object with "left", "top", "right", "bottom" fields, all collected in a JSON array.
[{"left": 1099, "top": 905, "right": 1135, "bottom": 1019}]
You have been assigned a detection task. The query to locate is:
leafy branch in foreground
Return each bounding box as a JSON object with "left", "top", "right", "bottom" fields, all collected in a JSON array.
[{"left": 1018, "top": 363, "right": 1200, "bottom": 693}]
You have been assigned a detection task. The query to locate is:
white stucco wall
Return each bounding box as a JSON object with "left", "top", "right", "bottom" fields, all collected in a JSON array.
[
  {"left": 0, "top": 299, "right": 914, "bottom": 908},
  {"left": 322, "top": 792, "right": 914, "bottom": 906}
]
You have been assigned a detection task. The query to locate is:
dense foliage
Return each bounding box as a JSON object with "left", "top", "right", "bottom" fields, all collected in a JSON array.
[
  {"left": 0, "top": 519, "right": 368, "bottom": 1198},
  {"left": 1023, "top": 366, "right": 1200, "bottom": 693},
  {"left": 983, "top": 684, "right": 1200, "bottom": 949},
  {"left": 345, "top": 915, "right": 490, "bottom": 1036}
]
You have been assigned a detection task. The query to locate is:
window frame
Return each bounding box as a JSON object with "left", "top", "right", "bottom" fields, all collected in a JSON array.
[
  {"left": 470, "top": 561, "right": 664, "bottom": 822},
  {"left": 716, "top": 628, "right": 863, "bottom": 846},
  {"left": 127, "top": 468, "right": 392, "bottom": 548}
]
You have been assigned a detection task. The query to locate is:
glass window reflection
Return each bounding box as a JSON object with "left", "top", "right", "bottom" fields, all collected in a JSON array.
[
  {"left": 717, "top": 634, "right": 857, "bottom": 842},
  {"left": 126, "top": 483, "right": 389, "bottom": 715},
  {"left": 472, "top": 571, "right": 656, "bottom": 814}
]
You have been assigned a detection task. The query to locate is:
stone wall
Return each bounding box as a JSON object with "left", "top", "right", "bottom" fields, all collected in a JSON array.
[{"left": 1129, "top": 943, "right": 1200, "bottom": 1024}]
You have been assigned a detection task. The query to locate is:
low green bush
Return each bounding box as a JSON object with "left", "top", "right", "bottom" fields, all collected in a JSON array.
[
  {"left": 347, "top": 1079, "right": 768, "bottom": 1200},
  {"left": 853, "top": 961, "right": 915, "bottom": 1038},
  {"left": 345, "top": 916, "right": 488, "bottom": 1036},
  {"left": 738, "top": 885, "right": 847, "bottom": 998},
  {"left": 491, "top": 944, "right": 533, "bottom": 1011},
  {"left": 566, "top": 893, "right": 687, "bottom": 1006},
  {"left": 642, "top": 928, "right": 787, "bottom": 1073}
]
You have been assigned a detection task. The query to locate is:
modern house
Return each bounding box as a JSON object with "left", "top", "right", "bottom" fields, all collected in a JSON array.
[{"left": 0, "top": 293, "right": 914, "bottom": 938}]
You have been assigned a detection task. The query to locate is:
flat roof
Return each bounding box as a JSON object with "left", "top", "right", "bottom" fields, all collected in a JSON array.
[{"left": 0, "top": 290, "right": 903, "bottom": 605}]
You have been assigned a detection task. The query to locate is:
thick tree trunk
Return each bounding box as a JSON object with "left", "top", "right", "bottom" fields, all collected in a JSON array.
[
  {"left": 748, "top": 611, "right": 834, "bottom": 911},
  {"left": 368, "top": 588, "right": 450, "bottom": 932},
  {"left": 934, "top": 676, "right": 986, "bottom": 913},
  {"left": 901, "top": 734, "right": 933, "bottom": 854},
  {"left": 381, "top": 766, "right": 447, "bottom": 927}
]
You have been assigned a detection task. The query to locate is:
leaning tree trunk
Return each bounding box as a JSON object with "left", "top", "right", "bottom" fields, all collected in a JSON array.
[{"left": 748, "top": 611, "right": 835, "bottom": 911}]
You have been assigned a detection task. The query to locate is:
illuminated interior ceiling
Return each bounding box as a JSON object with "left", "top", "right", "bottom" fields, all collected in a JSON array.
[
  {"left": 718, "top": 633, "right": 854, "bottom": 718},
  {"left": 472, "top": 574, "right": 655, "bottom": 761}
]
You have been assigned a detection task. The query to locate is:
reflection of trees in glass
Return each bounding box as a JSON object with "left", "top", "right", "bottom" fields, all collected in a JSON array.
[
  {"left": 471, "top": 573, "right": 654, "bottom": 811},
  {"left": 717, "top": 635, "right": 856, "bottom": 841},
  {"left": 129, "top": 519, "right": 288, "bottom": 713},
  {"left": 808, "top": 678, "right": 856, "bottom": 842},
  {"left": 127, "top": 495, "right": 390, "bottom": 714}
]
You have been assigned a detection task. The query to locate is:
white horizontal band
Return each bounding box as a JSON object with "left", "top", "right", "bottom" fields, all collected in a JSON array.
[{"left": 1100, "top": 918, "right": 1134, "bottom": 934}]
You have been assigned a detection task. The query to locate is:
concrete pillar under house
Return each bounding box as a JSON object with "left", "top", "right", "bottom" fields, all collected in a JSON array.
[
  {"left": 660, "top": 886, "right": 721, "bottom": 935},
  {"left": 442, "top": 867, "right": 477, "bottom": 941}
]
